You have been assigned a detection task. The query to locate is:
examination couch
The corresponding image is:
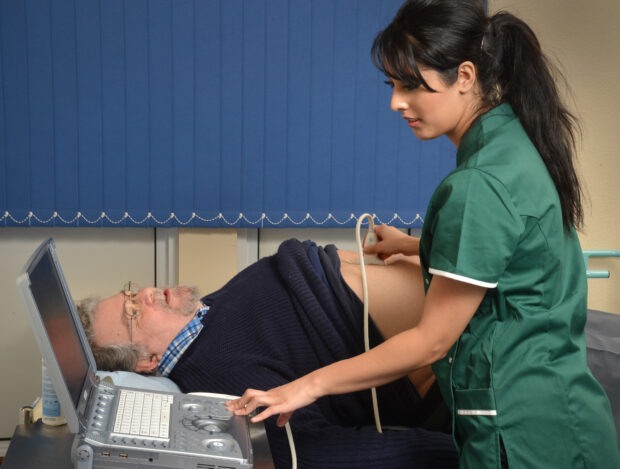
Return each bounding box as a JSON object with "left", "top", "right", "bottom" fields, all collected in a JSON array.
[{"left": 586, "top": 308, "right": 620, "bottom": 444}]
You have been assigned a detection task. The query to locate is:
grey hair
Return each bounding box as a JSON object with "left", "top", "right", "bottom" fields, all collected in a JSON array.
[{"left": 76, "top": 296, "right": 144, "bottom": 372}]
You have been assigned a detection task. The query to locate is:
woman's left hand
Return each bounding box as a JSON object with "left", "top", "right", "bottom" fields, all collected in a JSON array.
[{"left": 226, "top": 374, "right": 321, "bottom": 427}]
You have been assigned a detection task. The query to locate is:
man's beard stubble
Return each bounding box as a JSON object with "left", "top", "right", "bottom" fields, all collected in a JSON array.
[{"left": 158, "top": 286, "right": 202, "bottom": 316}]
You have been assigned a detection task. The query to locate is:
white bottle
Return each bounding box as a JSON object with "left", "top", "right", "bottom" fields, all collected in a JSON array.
[{"left": 41, "top": 358, "right": 66, "bottom": 426}]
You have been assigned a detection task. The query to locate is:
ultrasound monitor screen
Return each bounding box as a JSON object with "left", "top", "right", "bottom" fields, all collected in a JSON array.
[{"left": 28, "top": 248, "right": 89, "bottom": 409}]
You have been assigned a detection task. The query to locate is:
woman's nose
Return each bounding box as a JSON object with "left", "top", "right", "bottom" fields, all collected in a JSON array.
[{"left": 390, "top": 90, "right": 408, "bottom": 112}]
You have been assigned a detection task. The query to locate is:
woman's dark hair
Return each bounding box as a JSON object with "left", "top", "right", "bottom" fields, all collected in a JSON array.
[{"left": 372, "top": 0, "right": 583, "bottom": 230}]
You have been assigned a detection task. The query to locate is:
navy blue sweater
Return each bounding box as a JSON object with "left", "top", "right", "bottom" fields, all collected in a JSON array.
[{"left": 169, "top": 239, "right": 457, "bottom": 468}]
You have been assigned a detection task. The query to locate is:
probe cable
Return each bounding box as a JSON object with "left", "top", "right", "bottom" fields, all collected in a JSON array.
[
  {"left": 214, "top": 215, "right": 384, "bottom": 469},
  {"left": 356, "top": 213, "right": 383, "bottom": 434},
  {"left": 283, "top": 213, "right": 382, "bottom": 469},
  {"left": 285, "top": 421, "right": 297, "bottom": 469}
]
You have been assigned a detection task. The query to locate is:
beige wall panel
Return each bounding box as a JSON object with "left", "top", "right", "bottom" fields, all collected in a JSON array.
[
  {"left": 491, "top": 0, "right": 620, "bottom": 312},
  {"left": 258, "top": 228, "right": 414, "bottom": 260},
  {"left": 0, "top": 227, "right": 155, "bottom": 438},
  {"left": 178, "top": 228, "right": 238, "bottom": 297},
  {"left": 258, "top": 228, "right": 360, "bottom": 259}
]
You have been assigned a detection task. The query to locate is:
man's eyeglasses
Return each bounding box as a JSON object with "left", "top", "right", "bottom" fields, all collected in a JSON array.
[{"left": 122, "top": 281, "right": 141, "bottom": 344}]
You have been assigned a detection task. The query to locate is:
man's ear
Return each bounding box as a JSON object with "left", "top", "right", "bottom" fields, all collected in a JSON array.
[
  {"left": 456, "top": 61, "right": 477, "bottom": 93},
  {"left": 134, "top": 354, "right": 160, "bottom": 373}
]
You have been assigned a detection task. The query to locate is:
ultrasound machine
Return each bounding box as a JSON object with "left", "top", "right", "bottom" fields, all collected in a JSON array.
[{"left": 17, "top": 238, "right": 265, "bottom": 469}]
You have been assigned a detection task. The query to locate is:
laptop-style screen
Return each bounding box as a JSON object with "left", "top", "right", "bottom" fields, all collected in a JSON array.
[{"left": 27, "top": 246, "right": 90, "bottom": 408}]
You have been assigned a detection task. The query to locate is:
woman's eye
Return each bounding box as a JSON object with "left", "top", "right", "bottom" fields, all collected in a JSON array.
[
  {"left": 384, "top": 79, "right": 420, "bottom": 91},
  {"left": 403, "top": 82, "right": 420, "bottom": 91}
]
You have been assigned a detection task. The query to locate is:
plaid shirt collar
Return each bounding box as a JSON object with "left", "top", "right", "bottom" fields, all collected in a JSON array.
[{"left": 157, "top": 304, "right": 209, "bottom": 377}]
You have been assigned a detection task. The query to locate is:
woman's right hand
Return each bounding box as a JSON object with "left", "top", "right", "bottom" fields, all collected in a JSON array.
[
  {"left": 364, "top": 225, "right": 419, "bottom": 260},
  {"left": 226, "top": 373, "right": 323, "bottom": 427}
]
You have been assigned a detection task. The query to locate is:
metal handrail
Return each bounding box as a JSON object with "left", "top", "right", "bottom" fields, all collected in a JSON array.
[{"left": 582, "top": 250, "right": 620, "bottom": 279}]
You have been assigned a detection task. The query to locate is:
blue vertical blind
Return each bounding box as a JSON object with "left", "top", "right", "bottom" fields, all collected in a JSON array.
[{"left": 0, "top": 0, "right": 455, "bottom": 228}]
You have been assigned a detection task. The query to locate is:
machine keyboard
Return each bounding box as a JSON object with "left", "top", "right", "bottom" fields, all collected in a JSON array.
[{"left": 113, "top": 390, "right": 173, "bottom": 439}]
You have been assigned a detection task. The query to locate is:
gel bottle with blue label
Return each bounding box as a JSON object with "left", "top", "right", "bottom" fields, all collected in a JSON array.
[{"left": 42, "top": 358, "right": 66, "bottom": 426}]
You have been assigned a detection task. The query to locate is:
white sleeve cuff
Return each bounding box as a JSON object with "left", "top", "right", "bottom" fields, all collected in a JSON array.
[{"left": 429, "top": 268, "right": 497, "bottom": 288}]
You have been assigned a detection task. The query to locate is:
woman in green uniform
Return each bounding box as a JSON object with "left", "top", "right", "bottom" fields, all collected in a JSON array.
[{"left": 228, "top": 0, "right": 620, "bottom": 467}]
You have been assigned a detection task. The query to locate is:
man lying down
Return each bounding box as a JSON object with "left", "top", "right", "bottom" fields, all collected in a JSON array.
[{"left": 76, "top": 238, "right": 457, "bottom": 469}]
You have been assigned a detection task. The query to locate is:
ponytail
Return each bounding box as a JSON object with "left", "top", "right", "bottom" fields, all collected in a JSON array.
[
  {"left": 372, "top": 0, "right": 583, "bottom": 230},
  {"left": 479, "top": 13, "right": 583, "bottom": 230}
]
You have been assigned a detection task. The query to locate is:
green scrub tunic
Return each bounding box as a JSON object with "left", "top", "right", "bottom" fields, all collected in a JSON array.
[{"left": 420, "top": 104, "right": 620, "bottom": 468}]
